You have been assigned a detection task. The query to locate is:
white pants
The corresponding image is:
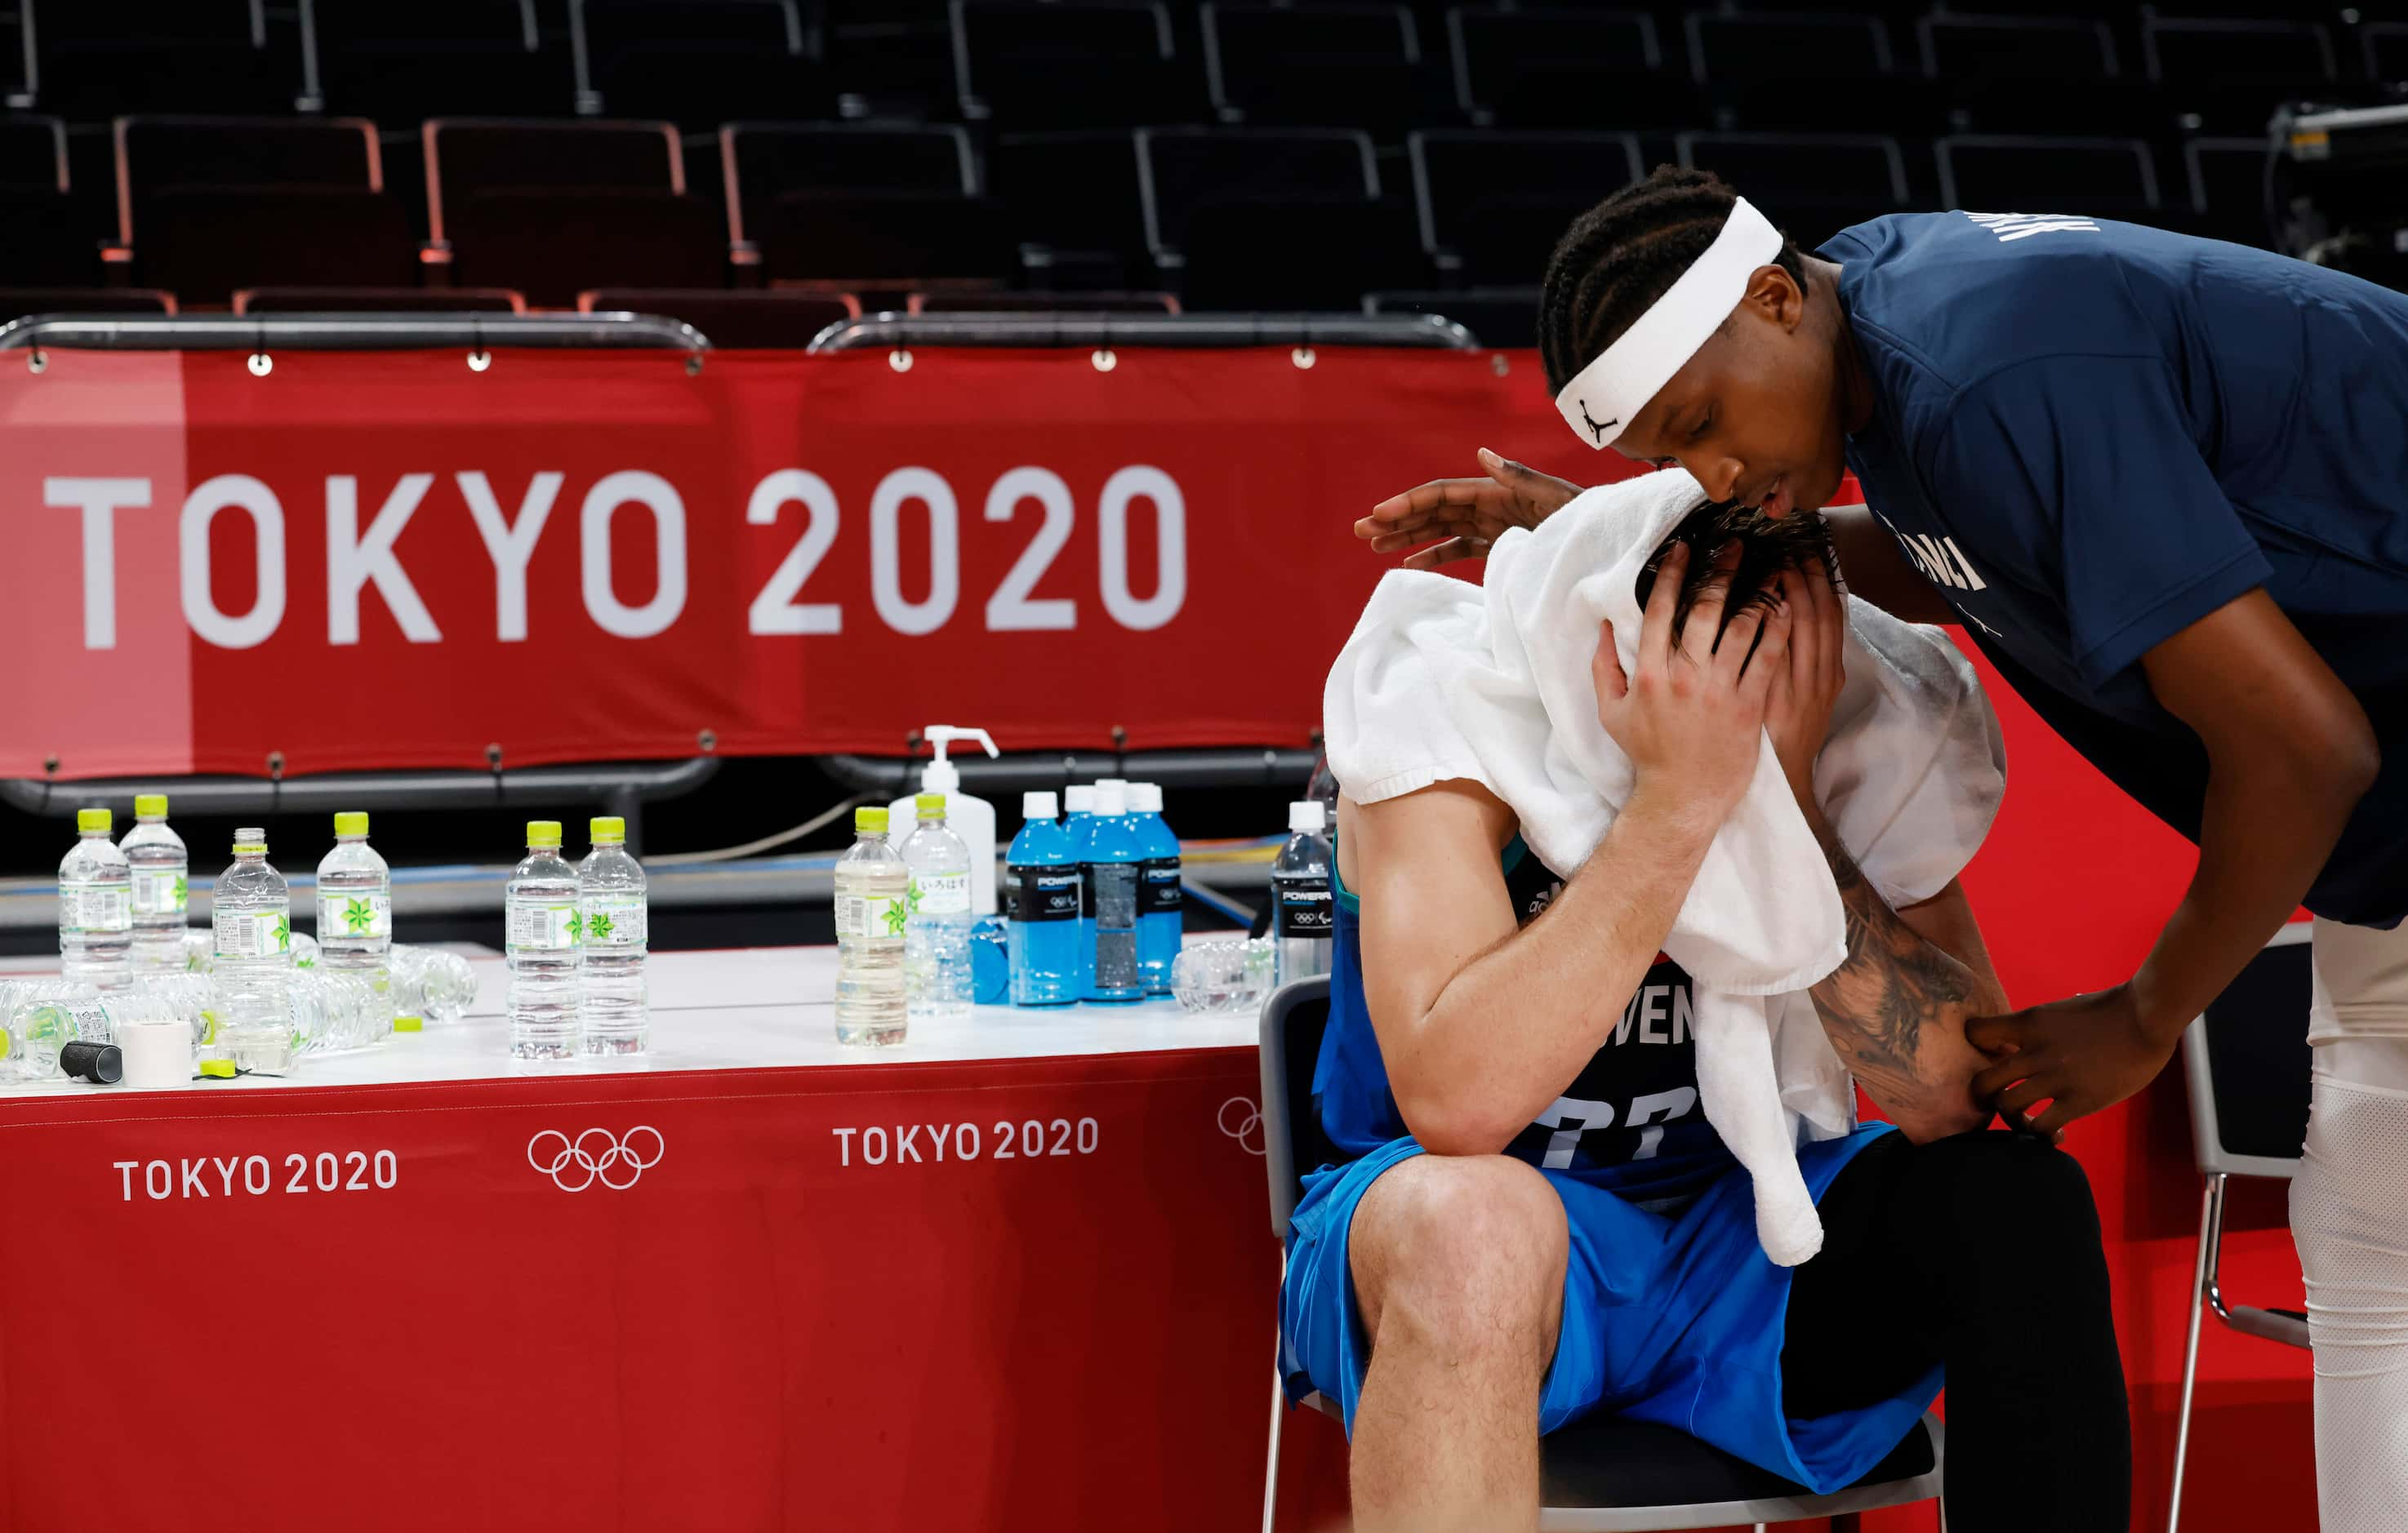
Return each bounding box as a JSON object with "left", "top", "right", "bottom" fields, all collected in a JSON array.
[{"left": 2292, "top": 917, "right": 2408, "bottom": 1532}]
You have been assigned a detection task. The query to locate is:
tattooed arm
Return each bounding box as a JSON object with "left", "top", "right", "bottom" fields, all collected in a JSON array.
[{"left": 1802, "top": 808, "right": 2000, "bottom": 1143}]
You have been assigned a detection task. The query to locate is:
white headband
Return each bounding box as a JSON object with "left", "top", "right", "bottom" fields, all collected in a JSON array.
[{"left": 1552, "top": 198, "right": 1784, "bottom": 451}]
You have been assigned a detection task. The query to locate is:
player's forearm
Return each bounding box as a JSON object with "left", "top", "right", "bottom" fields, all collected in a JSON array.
[
  {"left": 2131, "top": 733, "right": 2373, "bottom": 1043},
  {"left": 1396, "top": 784, "right": 1716, "bottom": 1155},
  {"left": 1802, "top": 811, "right": 1991, "bottom": 1140},
  {"left": 1823, "top": 504, "right": 1959, "bottom": 626}
]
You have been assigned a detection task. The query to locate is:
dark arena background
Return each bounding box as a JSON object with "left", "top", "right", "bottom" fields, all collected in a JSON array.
[{"left": 3, "top": 2, "right": 2401, "bottom": 1530}]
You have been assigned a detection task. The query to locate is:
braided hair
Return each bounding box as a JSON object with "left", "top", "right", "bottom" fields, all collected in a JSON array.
[{"left": 1538, "top": 166, "right": 1807, "bottom": 396}]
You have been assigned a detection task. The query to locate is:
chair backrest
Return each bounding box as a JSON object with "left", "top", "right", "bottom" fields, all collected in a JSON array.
[
  {"left": 2182, "top": 923, "right": 2314, "bottom": 1180},
  {"left": 1258, "top": 974, "right": 1333, "bottom": 1242}
]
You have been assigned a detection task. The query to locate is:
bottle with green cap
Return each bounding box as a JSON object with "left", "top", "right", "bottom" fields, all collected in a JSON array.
[
  {"left": 122, "top": 793, "right": 189, "bottom": 972},
  {"left": 506, "top": 820, "right": 581, "bottom": 1060},
  {"left": 900, "top": 792, "right": 973, "bottom": 1022},
  {"left": 834, "top": 805, "right": 909, "bottom": 1046},
  {"left": 316, "top": 811, "right": 394, "bottom": 1049},
  {"left": 59, "top": 807, "right": 132, "bottom": 990},
  {"left": 577, "top": 815, "right": 648, "bottom": 1055}
]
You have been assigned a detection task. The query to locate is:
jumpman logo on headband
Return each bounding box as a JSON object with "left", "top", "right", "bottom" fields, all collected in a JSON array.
[{"left": 1580, "top": 400, "right": 1618, "bottom": 443}]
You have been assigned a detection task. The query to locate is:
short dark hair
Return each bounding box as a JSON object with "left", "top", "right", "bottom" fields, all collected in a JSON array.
[
  {"left": 1538, "top": 166, "right": 1807, "bottom": 396},
  {"left": 1634, "top": 499, "right": 1836, "bottom": 646}
]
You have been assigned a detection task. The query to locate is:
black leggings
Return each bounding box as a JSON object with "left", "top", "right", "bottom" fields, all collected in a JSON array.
[{"left": 1781, "top": 1129, "right": 2132, "bottom": 1531}]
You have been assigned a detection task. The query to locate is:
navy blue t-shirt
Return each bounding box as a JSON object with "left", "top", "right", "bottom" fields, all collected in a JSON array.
[{"left": 1821, "top": 211, "right": 2408, "bottom": 928}]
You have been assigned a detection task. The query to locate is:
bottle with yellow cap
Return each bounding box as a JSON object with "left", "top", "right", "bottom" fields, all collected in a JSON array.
[
  {"left": 833, "top": 806, "right": 909, "bottom": 1045},
  {"left": 58, "top": 807, "right": 132, "bottom": 990},
  {"left": 121, "top": 793, "right": 189, "bottom": 972},
  {"left": 506, "top": 820, "right": 581, "bottom": 1060},
  {"left": 316, "top": 811, "right": 394, "bottom": 1049},
  {"left": 577, "top": 816, "right": 648, "bottom": 1055}
]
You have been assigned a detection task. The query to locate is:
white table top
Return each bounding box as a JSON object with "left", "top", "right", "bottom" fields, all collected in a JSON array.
[{"left": 0, "top": 945, "right": 1261, "bottom": 1100}]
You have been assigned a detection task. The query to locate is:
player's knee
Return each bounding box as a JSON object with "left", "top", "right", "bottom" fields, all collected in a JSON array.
[
  {"left": 1354, "top": 1156, "right": 1567, "bottom": 1357},
  {"left": 1935, "top": 1131, "right": 2103, "bottom": 1255}
]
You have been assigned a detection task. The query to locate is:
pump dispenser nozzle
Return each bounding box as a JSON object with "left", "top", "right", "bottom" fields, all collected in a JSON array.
[{"left": 916, "top": 726, "right": 1000, "bottom": 793}]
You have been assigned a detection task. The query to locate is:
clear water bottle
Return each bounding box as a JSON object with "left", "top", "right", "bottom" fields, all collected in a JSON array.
[
  {"left": 212, "top": 828, "right": 295, "bottom": 1068},
  {"left": 316, "top": 811, "right": 394, "bottom": 1050},
  {"left": 1127, "top": 782, "right": 1182, "bottom": 997},
  {"left": 390, "top": 944, "right": 477, "bottom": 1029},
  {"left": 901, "top": 793, "right": 974, "bottom": 1022},
  {"left": 4, "top": 979, "right": 113, "bottom": 1078},
  {"left": 578, "top": 815, "right": 649, "bottom": 1056},
  {"left": 506, "top": 820, "right": 581, "bottom": 1061},
  {"left": 1006, "top": 791, "right": 1081, "bottom": 1007},
  {"left": 1271, "top": 801, "right": 1335, "bottom": 988},
  {"left": 833, "top": 806, "right": 909, "bottom": 1046},
  {"left": 59, "top": 808, "right": 133, "bottom": 992},
  {"left": 1082, "top": 782, "right": 1144, "bottom": 1003},
  {"left": 211, "top": 828, "right": 292, "bottom": 977},
  {"left": 122, "top": 793, "right": 189, "bottom": 972},
  {"left": 1062, "top": 785, "right": 1099, "bottom": 998}
]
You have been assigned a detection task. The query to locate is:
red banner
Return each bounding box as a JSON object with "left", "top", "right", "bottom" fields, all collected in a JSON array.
[
  {"left": 0, "top": 346, "right": 1591, "bottom": 780},
  {"left": 0, "top": 1048, "right": 1318, "bottom": 1533}
]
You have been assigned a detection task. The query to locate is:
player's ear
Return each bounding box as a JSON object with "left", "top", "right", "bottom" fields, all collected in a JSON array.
[{"left": 1744, "top": 262, "right": 1805, "bottom": 331}]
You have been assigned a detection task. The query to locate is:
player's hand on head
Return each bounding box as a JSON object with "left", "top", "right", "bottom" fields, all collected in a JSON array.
[
  {"left": 1966, "top": 984, "right": 2176, "bottom": 1140},
  {"left": 1765, "top": 558, "right": 1846, "bottom": 808},
  {"left": 1357, "top": 449, "right": 1581, "bottom": 569},
  {"left": 1594, "top": 540, "right": 1792, "bottom": 832}
]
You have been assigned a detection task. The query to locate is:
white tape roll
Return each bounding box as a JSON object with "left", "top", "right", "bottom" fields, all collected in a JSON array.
[{"left": 116, "top": 1018, "right": 192, "bottom": 1091}]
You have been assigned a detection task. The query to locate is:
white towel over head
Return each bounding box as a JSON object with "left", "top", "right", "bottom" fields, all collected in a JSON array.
[{"left": 1324, "top": 469, "right": 2005, "bottom": 1264}]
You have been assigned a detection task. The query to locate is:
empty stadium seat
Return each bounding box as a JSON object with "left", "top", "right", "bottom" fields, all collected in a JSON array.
[
  {"left": 990, "top": 131, "right": 1152, "bottom": 287},
  {"left": 0, "top": 288, "right": 175, "bottom": 324},
  {"left": 955, "top": 2, "right": 1195, "bottom": 127},
  {"left": 2144, "top": 19, "right": 2336, "bottom": 135},
  {"left": 1937, "top": 136, "right": 2162, "bottom": 224},
  {"left": 722, "top": 122, "right": 1007, "bottom": 284},
  {"left": 119, "top": 116, "right": 416, "bottom": 303},
  {"left": 2183, "top": 138, "right": 2276, "bottom": 249},
  {"left": 1448, "top": 9, "right": 1694, "bottom": 130},
  {"left": 0, "top": 115, "right": 94, "bottom": 286},
  {"left": 909, "top": 291, "right": 1177, "bottom": 314},
  {"left": 29, "top": 0, "right": 296, "bottom": 118},
  {"left": 427, "top": 118, "right": 723, "bottom": 304},
  {"left": 1409, "top": 131, "right": 1642, "bottom": 285},
  {"left": 1138, "top": 127, "right": 1420, "bottom": 309},
  {"left": 1205, "top": 4, "right": 1443, "bottom": 132},
  {"left": 573, "top": 0, "right": 833, "bottom": 127},
  {"left": 1676, "top": 132, "right": 1911, "bottom": 249},
  {"left": 1365, "top": 287, "right": 1538, "bottom": 349},
  {"left": 2367, "top": 24, "right": 2408, "bottom": 87},
  {"left": 234, "top": 287, "right": 527, "bottom": 313},
  {"left": 1686, "top": 11, "right": 1900, "bottom": 132},
  {"left": 1919, "top": 15, "right": 2126, "bottom": 135},
  {"left": 305, "top": 0, "right": 574, "bottom": 122},
  {"left": 579, "top": 288, "right": 857, "bottom": 346}
]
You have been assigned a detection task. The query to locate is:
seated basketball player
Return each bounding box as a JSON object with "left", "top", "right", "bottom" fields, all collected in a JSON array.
[{"left": 1282, "top": 512, "right": 2132, "bottom": 1532}]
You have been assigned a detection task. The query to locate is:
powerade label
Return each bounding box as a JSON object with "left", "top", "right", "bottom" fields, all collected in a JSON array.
[
  {"left": 318, "top": 891, "right": 392, "bottom": 941},
  {"left": 1140, "top": 856, "right": 1183, "bottom": 917},
  {"left": 836, "top": 893, "right": 906, "bottom": 940},
  {"left": 507, "top": 898, "right": 579, "bottom": 953},
  {"left": 910, "top": 872, "right": 972, "bottom": 917},
  {"left": 582, "top": 894, "right": 648, "bottom": 948},
  {"left": 131, "top": 867, "right": 187, "bottom": 917},
  {"left": 1082, "top": 863, "right": 1137, "bottom": 932},
  {"left": 59, "top": 880, "right": 131, "bottom": 934},
  {"left": 1275, "top": 876, "right": 1333, "bottom": 939},
  {"left": 1010, "top": 865, "right": 1079, "bottom": 923},
  {"left": 214, "top": 904, "right": 291, "bottom": 958}
]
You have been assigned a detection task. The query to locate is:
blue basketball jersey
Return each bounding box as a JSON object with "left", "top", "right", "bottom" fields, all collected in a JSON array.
[{"left": 1315, "top": 837, "right": 1734, "bottom": 1211}]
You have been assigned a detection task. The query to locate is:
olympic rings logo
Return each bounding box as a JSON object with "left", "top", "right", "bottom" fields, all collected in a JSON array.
[
  {"left": 527, "top": 1126, "right": 665, "bottom": 1192},
  {"left": 1219, "top": 1096, "right": 1265, "bottom": 1156}
]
